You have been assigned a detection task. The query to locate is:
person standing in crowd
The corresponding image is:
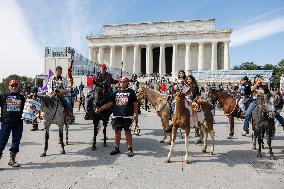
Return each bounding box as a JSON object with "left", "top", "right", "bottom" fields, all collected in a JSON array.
[
  {"left": 95, "top": 77, "right": 138, "bottom": 157},
  {"left": 0, "top": 80, "right": 25, "bottom": 167},
  {"left": 78, "top": 93, "right": 86, "bottom": 111},
  {"left": 269, "top": 74, "right": 276, "bottom": 91},
  {"left": 79, "top": 82, "right": 84, "bottom": 95},
  {"left": 274, "top": 90, "right": 284, "bottom": 130},
  {"left": 242, "top": 75, "right": 270, "bottom": 136},
  {"left": 73, "top": 86, "right": 79, "bottom": 101}
]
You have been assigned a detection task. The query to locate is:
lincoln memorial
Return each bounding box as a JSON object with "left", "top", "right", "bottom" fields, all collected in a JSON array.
[{"left": 87, "top": 19, "right": 232, "bottom": 78}]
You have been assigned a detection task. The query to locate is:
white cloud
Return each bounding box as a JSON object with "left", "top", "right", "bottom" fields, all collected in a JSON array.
[
  {"left": 0, "top": 0, "right": 43, "bottom": 81},
  {"left": 231, "top": 16, "right": 284, "bottom": 47}
]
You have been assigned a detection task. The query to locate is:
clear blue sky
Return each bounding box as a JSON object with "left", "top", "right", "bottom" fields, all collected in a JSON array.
[{"left": 1, "top": 0, "right": 284, "bottom": 79}]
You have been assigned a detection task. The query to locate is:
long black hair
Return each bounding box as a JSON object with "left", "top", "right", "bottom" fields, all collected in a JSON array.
[{"left": 178, "top": 70, "right": 186, "bottom": 80}]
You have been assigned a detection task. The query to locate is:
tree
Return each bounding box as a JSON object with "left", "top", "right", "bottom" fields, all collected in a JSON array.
[
  {"left": 0, "top": 74, "right": 33, "bottom": 92},
  {"left": 233, "top": 62, "right": 262, "bottom": 70}
]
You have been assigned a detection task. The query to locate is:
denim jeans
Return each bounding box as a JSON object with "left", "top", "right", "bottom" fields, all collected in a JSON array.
[
  {"left": 238, "top": 96, "right": 250, "bottom": 112},
  {"left": 64, "top": 96, "right": 72, "bottom": 110},
  {"left": 0, "top": 122, "right": 23, "bottom": 153},
  {"left": 275, "top": 109, "right": 284, "bottom": 126},
  {"left": 243, "top": 99, "right": 257, "bottom": 131}
]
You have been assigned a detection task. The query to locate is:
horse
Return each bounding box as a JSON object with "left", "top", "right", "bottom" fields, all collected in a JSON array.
[
  {"left": 85, "top": 86, "right": 112, "bottom": 151},
  {"left": 208, "top": 88, "right": 244, "bottom": 139},
  {"left": 137, "top": 86, "right": 172, "bottom": 144},
  {"left": 22, "top": 95, "right": 69, "bottom": 157},
  {"left": 193, "top": 99, "right": 215, "bottom": 155},
  {"left": 165, "top": 91, "right": 190, "bottom": 164},
  {"left": 251, "top": 94, "right": 276, "bottom": 159}
]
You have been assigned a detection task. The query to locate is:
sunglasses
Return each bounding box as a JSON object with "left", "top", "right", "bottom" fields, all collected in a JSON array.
[
  {"left": 10, "top": 84, "right": 19, "bottom": 87},
  {"left": 120, "top": 81, "right": 127, "bottom": 83}
]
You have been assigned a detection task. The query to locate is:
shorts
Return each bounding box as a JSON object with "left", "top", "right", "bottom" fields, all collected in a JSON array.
[{"left": 111, "top": 117, "right": 132, "bottom": 131}]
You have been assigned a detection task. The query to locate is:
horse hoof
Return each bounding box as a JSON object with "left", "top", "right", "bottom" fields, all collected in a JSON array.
[
  {"left": 103, "top": 144, "right": 108, "bottom": 147},
  {"left": 202, "top": 149, "right": 206, "bottom": 153},
  {"left": 227, "top": 135, "right": 233, "bottom": 139},
  {"left": 262, "top": 145, "right": 265, "bottom": 149},
  {"left": 92, "top": 146, "right": 96, "bottom": 151},
  {"left": 60, "top": 150, "right": 66, "bottom": 154},
  {"left": 184, "top": 159, "right": 189, "bottom": 164},
  {"left": 164, "top": 159, "right": 171, "bottom": 163},
  {"left": 160, "top": 140, "right": 165, "bottom": 143},
  {"left": 40, "top": 152, "right": 46, "bottom": 157},
  {"left": 195, "top": 139, "right": 202, "bottom": 145},
  {"left": 210, "top": 152, "right": 215, "bottom": 156},
  {"left": 270, "top": 155, "right": 276, "bottom": 160},
  {"left": 257, "top": 154, "right": 262, "bottom": 158}
]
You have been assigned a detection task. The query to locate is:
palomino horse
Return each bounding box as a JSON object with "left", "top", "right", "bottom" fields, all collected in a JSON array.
[
  {"left": 165, "top": 91, "right": 190, "bottom": 164},
  {"left": 208, "top": 89, "right": 244, "bottom": 139},
  {"left": 85, "top": 87, "right": 112, "bottom": 151},
  {"left": 252, "top": 94, "right": 276, "bottom": 159},
  {"left": 22, "top": 95, "right": 69, "bottom": 157},
  {"left": 137, "top": 86, "right": 171, "bottom": 144}
]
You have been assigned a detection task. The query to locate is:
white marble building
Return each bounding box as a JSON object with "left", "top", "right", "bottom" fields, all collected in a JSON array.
[{"left": 87, "top": 19, "right": 232, "bottom": 78}]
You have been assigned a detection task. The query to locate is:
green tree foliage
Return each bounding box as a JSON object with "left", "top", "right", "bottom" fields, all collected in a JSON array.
[
  {"left": 233, "top": 62, "right": 262, "bottom": 70},
  {"left": 0, "top": 75, "right": 33, "bottom": 93}
]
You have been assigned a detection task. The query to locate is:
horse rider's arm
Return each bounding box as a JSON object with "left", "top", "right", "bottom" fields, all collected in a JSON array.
[{"left": 96, "top": 102, "right": 114, "bottom": 113}]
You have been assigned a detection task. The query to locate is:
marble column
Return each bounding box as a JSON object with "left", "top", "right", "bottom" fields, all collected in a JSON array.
[
  {"left": 224, "top": 41, "right": 230, "bottom": 70},
  {"left": 159, "top": 43, "right": 165, "bottom": 77},
  {"left": 211, "top": 42, "right": 218, "bottom": 71},
  {"left": 88, "top": 47, "right": 94, "bottom": 62},
  {"left": 98, "top": 46, "right": 104, "bottom": 64},
  {"left": 172, "top": 43, "right": 178, "bottom": 78},
  {"left": 109, "top": 45, "right": 116, "bottom": 68},
  {"left": 185, "top": 42, "right": 192, "bottom": 75},
  {"left": 198, "top": 42, "right": 204, "bottom": 71},
  {"left": 93, "top": 48, "right": 97, "bottom": 63},
  {"left": 146, "top": 44, "right": 153, "bottom": 75},
  {"left": 121, "top": 45, "right": 128, "bottom": 72},
  {"left": 133, "top": 45, "right": 141, "bottom": 74}
]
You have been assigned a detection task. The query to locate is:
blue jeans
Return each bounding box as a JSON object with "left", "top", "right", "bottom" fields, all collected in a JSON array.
[
  {"left": 243, "top": 99, "right": 257, "bottom": 131},
  {"left": 275, "top": 109, "right": 284, "bottom": 126},
  {"left": 0, "top": 122, "right": 23, "bottom": 153},
  {"left": 64, "top": 96, "right": 72, "bottom": 110}
]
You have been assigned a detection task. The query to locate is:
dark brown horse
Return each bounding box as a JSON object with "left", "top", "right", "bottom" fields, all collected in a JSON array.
[{"left": 208, "top": 89, "right": 244, "bottom": 139}]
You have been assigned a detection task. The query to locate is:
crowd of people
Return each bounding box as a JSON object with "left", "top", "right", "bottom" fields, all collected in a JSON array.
[{"left": 1, "top": 63, "right": 284, "bottom": 167}]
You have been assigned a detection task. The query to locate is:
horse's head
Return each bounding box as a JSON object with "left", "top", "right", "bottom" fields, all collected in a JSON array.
[
  {"left": 175, "top": 90, "right": 185, "bottom": 102},
  {"left": 136, "top": 85, "right": 147, "bottom": 101},
  {"left": 257, "top": 93, "right": 275, "bottom": 118},
  {"left": 22, "top": 95, "right": 42, "bottom": 124},
  {"left": 207, "top": 88, "right": 218, "bottom": 106}
]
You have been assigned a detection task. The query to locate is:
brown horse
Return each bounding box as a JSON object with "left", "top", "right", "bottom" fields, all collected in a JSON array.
[
  {"left": 137, "top": 86, "right": 172, "bottom": 144},
  {"left": 208, "top": 89, "right": 244, "bottom": 139},
  {"left": 165, "top": 92, "right": 190, "bottom": 164}
]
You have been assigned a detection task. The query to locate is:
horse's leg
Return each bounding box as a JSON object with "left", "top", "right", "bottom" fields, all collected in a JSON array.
[
  {"left": 210, "top": 129, "right": 215, "bottom": 155},
  {"left": 227, "top": 116, "right": 234, "bottom": 139},
  {"left": 202, "top": 131, "right": 208, "bottom": 153},
  {"left": 103, "top": 121, "right": 107, "bottom": 147},
  {"left": 92, "top": 120, "right": 99, "bottom": 151},
  {"left": 59, "top": 125, "right": 66, "bottom": 154},
  {"left": 40, "top": 125, "right": 50, "bottom": 157},
  {"left": 160, "top": 117, "right": 167, "bottom": 143},
  {"left": 261, "top": 131, "right": 265, "bottom": 149},
  {"left": 252, "top": 131, "right": 257, "bottom": 150},
  {"left": 65, "top": 115, "right": 69, "bottom": 145},
  {"left": 257, "top": 133, "right": 262, "bottom": 158},
  {"left": 267, "top": 128, "right": 276, "bottom": 160},
  {"left": 184, "top": 129, "right": 190, "bottom": 164},
  {"left": 165, "top": 127, "right": 177, "bottom": 163},
  {"left": 195, "top": 122, "right": 204, "bottom": 144}
]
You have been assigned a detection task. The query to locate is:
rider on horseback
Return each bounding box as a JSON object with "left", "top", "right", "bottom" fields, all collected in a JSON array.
[
  {"left": 238, "top": 76, "right": 252, "bottom": 117},
  {"left": 242, "top": 75, "right": 270, "bottom": 136},
  {"left": 47, "top": 66, "right": 73, "bottom": 117}
]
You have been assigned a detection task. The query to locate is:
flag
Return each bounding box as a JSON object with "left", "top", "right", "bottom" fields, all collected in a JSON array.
[
  {"left": 40, "top": 70, "right": 54, "bottom": 92},
  {"left": 87, "top": 75, "right": 94, "bottom": 88}
]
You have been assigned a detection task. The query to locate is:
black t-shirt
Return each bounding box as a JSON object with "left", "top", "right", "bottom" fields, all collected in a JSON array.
[
  {"left": 112, "top": 88, "right": 137, "bottom": 117},
  {"left": 253, "top": 84, "right": 269, "bottom": 99},
  {"left": 240, "top": 83, "right": 251, "bottom": 96},
  {"left": 0, "top": 92, "right": 25, "bottom": 123}
]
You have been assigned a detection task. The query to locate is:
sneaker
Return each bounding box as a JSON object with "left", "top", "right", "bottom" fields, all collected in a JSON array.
[
  {"left": 241, "top": 130, "right": 249, "bottom": 136},
  {"left": 127, "top": 150, "right": 134, "bottom": 157},
  {"left": 110, "top": 148, "right": 120, "bottom": 155}
]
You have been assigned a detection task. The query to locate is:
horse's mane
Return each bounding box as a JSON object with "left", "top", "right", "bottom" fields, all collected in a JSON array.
[
  {"left": 37, "top": 95, "right": 57, "bottom": 108},
  {"left": 146, "top": 88, "right": 165, "bottom": 97}
]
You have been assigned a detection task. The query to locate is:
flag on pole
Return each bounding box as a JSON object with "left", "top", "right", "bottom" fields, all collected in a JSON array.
[{"left": 40, "top": 70, "right": 54, "bottom": 92}]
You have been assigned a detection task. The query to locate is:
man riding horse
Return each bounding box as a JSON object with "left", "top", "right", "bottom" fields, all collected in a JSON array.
[
  {"left": 47, "top": 66, "right": 74, "bottom": 122},
  {"left": 88, "top": 63, "right": 117, "bottom": 150}
]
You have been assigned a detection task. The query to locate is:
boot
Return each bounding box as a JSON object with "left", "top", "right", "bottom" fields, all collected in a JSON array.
[
  {"left": 195, "top": 127, "right": 200, "bottom": 137},
  {"left": 30, "top": 124, "right": 39, "bottom": 131},
  {"left": 8, "top": 152, "right": 19, "bottom": 167}
]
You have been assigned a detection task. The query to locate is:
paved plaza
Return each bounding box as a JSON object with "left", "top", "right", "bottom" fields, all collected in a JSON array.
[{"left": 0, "top": 109, "right": 284, "bottom": 189}]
